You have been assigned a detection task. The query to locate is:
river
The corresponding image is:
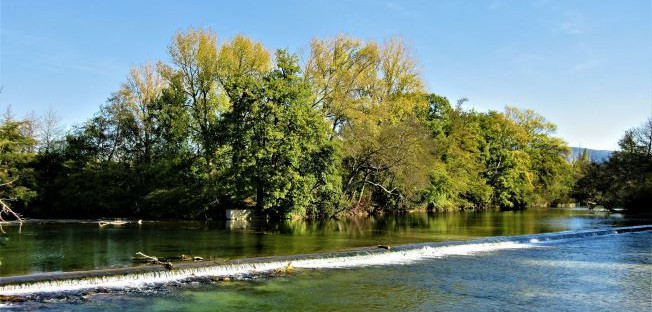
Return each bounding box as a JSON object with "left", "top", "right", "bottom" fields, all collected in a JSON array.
[{"left": 0, "top": 208, "right": 650, "bottom": 311}]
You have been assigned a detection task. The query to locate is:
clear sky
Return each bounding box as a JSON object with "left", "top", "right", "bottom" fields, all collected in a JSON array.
[{"left": 1, "top": 0, "right": 650, "bottom": 150}]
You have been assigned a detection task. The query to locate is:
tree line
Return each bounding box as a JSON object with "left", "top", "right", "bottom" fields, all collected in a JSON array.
[
  {"left": 572, "top": 119, "right": 652, "bottom": 211},
  {"left": 1, "top": 29, "right": 639, "bottom": 220}
]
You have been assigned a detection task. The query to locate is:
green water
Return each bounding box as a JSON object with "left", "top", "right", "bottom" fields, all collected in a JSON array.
[
  {"left": 8, "top": 230, "right": 651, "bottom": 311},
  {"left": 0, "top": 208, "right": 645, "bottom": 277},
  {"left": 145, "top": 232, "right": 652, "bottom": 312}
]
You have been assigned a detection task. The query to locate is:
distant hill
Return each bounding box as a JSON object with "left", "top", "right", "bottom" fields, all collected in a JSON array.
[{"left": 570, "top": 147, "right": 612, "bottom": 163}]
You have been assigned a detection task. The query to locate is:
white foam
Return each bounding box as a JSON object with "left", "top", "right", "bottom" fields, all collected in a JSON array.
[
  {"left": 294, "top": 241, "right": 529, "bottom": 269},
  {"left": 0, "top": 241, "right": 531, "bottom": 295},
  {"left": 3, "top": 225, "right": 649, "bottom": 296}
]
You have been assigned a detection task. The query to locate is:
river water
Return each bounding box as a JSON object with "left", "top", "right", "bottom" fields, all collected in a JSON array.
[{"left": 0, "top": 208, "right": 650, "bottom": 311}]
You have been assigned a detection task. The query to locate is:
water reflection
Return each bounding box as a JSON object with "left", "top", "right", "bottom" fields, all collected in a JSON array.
[{"left": 0, "top": 208, "right": 647, "bottom": 277}]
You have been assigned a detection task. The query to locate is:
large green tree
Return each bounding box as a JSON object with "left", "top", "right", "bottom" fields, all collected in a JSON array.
[
  {"left": 249, "top": 50, "right": 340, "bottom": 218},
  {"left": 0, "top": 120, "right": 37, "bottom": 220},
  {"left": 17, "top": 29, "right": 584, "bottom": 220},
  {"left": 423, "top": 96, "right": 491, "bottom": 210},
  {"left": 573, "top": 118, "right": 652, "bottom": 210}
]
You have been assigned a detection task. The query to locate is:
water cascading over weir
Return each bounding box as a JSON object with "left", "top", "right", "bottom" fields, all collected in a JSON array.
[{"left": 1, "top": 225, "right": 650, "bottom": 296}]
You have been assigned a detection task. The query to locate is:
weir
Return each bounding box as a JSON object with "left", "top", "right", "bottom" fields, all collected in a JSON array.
[{"left": 1, "top": 225, "right": 650, "bottom": 296}]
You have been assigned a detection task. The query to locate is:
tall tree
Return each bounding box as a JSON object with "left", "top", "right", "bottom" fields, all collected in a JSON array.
[
  {"left": 306, "top": 35, "right": 433, "bottom": 212},
  {"left": 166, "top": 28, "right": 223, "bottom": 159},
  {"left": 0, "top": 120, "right": 37, "bottom": 220},
  {"left": 217, "top": 34, "right": 271, "bottom": 205},
  {"left": 505, "top": 107, "right": 572, "bottom": 205},
  {"left": 424, "top": 96, "right": 491, "bottom": 210},
  {"left": 37, "top": 107, "right": 64, "bottom": 154},
  {"left": 251, "top": 50, "right": 340, "bottom": 218},
  {"left": 480, "top": 111, "right": 533, "bottom": 209},
  {"left": 305, "top": 35, "right": 379, "bottom": 134}
]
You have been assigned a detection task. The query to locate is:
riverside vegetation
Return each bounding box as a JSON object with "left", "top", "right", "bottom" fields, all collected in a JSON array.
[{"left": 0, "top": 29, "right": 650, "bottom": 220}]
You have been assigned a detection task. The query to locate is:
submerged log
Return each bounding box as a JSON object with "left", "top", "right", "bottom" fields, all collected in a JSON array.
[
  {"left": 132, "top": 252, "right": 173, "bottom": 270},
  {"left": 98, "top": 220, "right": 128, "bottom": 227},
  {"left": 132, "top": 252, "right": 159, "bottom": 263},
  {"left": 132, "top": 252, "right": 203, "bottom": 270}
]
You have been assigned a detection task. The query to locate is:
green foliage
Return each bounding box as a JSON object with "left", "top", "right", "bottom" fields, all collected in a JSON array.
[
  {"left": 573, "top": 118, "right": 652, "bottom": 210},
  {"left": 423, "top": 98, "right": 491, "bottom": 210},
  {"left": 0, "top": 120, "right": 37, "bottom": 211},
  {"left": 13, "top": 30, "right": 588, "bottom": 219},
  {"left": 423, "top": 101, "right": 573, "bottom": 211},
  {"left": 222, "top": 49, "right": 341, "bottom": 218}
]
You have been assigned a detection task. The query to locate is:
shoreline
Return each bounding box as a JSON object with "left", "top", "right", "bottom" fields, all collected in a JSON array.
[{"left": 0, "top": 206, "right": 631, "bottom": 225}]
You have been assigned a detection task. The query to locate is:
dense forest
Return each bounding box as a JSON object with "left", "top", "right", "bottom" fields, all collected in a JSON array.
[
  {"left": 0, "top": 29, "right": 646, "bottom": 220},
  {"left": 572, "top": 119, "right": 652, "bottom": 211}
]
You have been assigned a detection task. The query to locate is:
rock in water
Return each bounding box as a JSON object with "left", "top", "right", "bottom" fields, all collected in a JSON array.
[
  {"left": 0, "top": 295, "right": 26, "bottom": 302},
  {"left": 163, "top": 262, "right": 174, "bottom": 270}
]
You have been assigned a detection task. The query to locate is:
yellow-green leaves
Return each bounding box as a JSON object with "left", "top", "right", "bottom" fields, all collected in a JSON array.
[
  {"left": 379, "top": 37, "right": 423, "bottom": 99},
  {"left": 169, "top": 28, "right": 219, "bottom": 91},
  {"left": 19, "top": 29, "right": 580, "bottom": 219},
  {"left": 167, "top": 28, "right": 221, "bottom": 111},
  {"left": 218, "top": 35, "right": 270, "bottom": 80},
  {"left": 305, "top": 35, "right": 379, "bottom": 128},
  {"left": 305, "top": 35, "right": 431, "bottom": 211},
  {"left": 123, "top": 63, "right": 167, "bottom": 107}
]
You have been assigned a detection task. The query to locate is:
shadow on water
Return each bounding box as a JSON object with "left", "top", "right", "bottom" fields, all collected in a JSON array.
[
  {"left": 0, "top": 208, "right": 648, "bottom": 277},
  {"left": 2, "top": 229, "right": 650, "bottom": 312}
]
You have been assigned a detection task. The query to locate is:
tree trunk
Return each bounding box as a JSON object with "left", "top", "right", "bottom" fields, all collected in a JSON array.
[{"left": 256, "top": 184, "right": 264, "bottom": 211}]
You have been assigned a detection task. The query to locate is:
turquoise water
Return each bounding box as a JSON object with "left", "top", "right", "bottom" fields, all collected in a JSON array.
[
  {"left": 0, "top": 209, "right": 650, "bottom": 311},
  {"left": 3, "top": 230, "right": 650, "bottom": 311},
  {"left": 0, "top": 209, "right": 645, "bottom": 277}
]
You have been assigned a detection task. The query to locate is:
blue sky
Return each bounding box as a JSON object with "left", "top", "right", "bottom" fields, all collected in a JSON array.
[{"left": 1, "top": 0, "right": 650, "bottom": 150}]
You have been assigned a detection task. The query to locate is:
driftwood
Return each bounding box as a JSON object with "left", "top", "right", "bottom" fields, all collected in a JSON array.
[
  {"left": 132, "top": 252, "right": 173, "bottom": 270},
  {"left": 132, "top": 252, "right": 204, "bottom": 270},
  {"left": 171, "top": 254, "right": 204, "bottom": 261},
  {"left": 98, "top": 220, "right": 144, "bottom": 227},
  {"left": 132, "top": 252, "right": 159, "bottom": 263},
  {"left": 98, "top": 220, "right": 129, "bottom": 227}
]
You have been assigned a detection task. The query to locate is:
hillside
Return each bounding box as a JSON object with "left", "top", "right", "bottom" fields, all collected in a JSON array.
[{"left": 570, "top": 147, "right": 612, "bottom": 163}]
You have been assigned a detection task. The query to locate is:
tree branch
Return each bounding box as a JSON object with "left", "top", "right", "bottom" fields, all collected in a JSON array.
[
  {"left": 364, "top": 180, "right": 398, "bottom": 195},
  {"left": 0, "top": 198, "right": 22, "bottom": 223}
]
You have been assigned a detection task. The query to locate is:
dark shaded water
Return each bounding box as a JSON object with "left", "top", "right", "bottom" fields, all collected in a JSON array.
[
  {"left": 0, "top": 208, "right": 647, "bottom": 277},
  {"left": 3, "top": 230, "right": 651, "bottom": 311},
  {"left": 0, "top": 208, "right": 650, "bottom": 311}
]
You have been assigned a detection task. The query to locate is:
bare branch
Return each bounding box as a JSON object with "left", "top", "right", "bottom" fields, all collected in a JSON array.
[
  {"left": 364, "top": 180, "right": 398, "bottom": 195},
  {"left": 0, "top": 178, "right": 18, "bottom": 188}
]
